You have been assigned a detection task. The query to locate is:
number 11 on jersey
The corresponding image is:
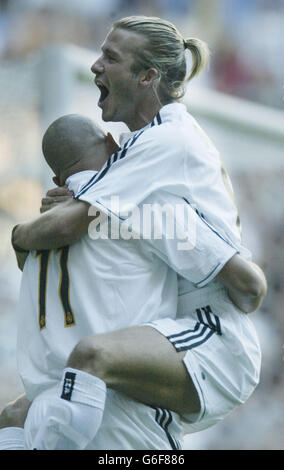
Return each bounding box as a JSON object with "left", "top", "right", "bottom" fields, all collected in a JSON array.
[{"left": 36, "top": 247, "right": 76, "bottom": 330}]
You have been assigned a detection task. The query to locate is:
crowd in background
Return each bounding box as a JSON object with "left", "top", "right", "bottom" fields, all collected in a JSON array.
[
  {"left": 1, "top": 0, "right": 284, "bottom": 108},
  {"left": 0, "top": 0, "right": 283, "bottom": 450}
]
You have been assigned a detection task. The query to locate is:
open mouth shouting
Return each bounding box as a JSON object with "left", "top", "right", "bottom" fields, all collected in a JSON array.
[{"left": 95, "top": 79, "right": 110, "bottom": 108}]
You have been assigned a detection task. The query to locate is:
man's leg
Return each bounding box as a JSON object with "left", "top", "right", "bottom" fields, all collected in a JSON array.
[
  {"left": 67, "top": 325, "right": 201, "bottom": 416},
  {"left": 23, "top": 325, "right": 200, "bottom": 449}
]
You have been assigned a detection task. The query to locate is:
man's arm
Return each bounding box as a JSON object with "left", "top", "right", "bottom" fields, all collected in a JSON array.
[
  {"left": 12, "top": 198, "right": 98, "bottom": 251},
  {"left": 37, "top": 188, "right": 267, "bottom": 313},
  {"left": 14, "top": 250, "right": 29, "bottom": 272}
]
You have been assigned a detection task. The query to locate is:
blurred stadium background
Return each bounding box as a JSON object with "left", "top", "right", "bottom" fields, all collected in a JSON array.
[{"left": 0, "top": 0, "right": 283, "bottom": 450}]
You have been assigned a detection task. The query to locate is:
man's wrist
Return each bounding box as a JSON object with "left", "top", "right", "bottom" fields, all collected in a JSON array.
[{"left": 11, "top": 225, "right": 29, "bottom": 253}]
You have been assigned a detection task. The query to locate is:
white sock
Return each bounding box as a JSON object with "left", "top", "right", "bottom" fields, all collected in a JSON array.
[
  {"left": 0, "top": 427, "right": 26, "bottom": 450},
  {"left": 25, "top": 368, "right": 106, "bottom": 450}
]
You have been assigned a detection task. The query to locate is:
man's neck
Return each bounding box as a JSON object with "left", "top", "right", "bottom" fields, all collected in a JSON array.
[
  {"left": 63, "top": 152, "right": 109, "bottom": 182},
  {"left": 127, "top": 100, "right": 163, "bottom": 132}
]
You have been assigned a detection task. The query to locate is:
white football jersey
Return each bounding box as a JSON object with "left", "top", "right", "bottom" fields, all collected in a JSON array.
[
  {"left": 17, "top": 171, "right": 236, "bottom": 401},
  {"left": 77, "top": 103, "right": 250, "bottom": 259}
]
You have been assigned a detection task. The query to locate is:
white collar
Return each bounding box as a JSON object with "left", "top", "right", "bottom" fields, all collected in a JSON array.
[
  {"left": 119, "top": 102, "right": 187, "bottom": 146},
  {"left": 66, "top": 170, "right": 98, "bottom": 195}
]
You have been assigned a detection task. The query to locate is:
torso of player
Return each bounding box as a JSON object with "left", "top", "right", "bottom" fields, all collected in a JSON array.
[
  {"left": 17, "top": 234, "right": 178, "bottom": 399},
  {"left": 118, "top": 103, "right": 249, "bottom": 258}
]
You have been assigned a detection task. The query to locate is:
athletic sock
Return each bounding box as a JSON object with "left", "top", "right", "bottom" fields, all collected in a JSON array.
[
  {"left": 25, "top": 368, "right": 106, "bottom": 450},
  {"left": 0, "top": 427, "right": 26, "bottom": 450}
]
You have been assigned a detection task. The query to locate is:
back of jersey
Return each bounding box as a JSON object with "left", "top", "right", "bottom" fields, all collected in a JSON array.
[{"left": 17, "top": 221, "right": 178, "bottom": 401}]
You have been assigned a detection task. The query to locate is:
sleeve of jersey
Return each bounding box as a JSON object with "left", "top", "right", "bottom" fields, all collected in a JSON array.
[
  {"left": 76, "top": 126, "right": 185, "bottom": 219},
  {"left": 143, "top": 199, "right": 238, "bottom": 288}
]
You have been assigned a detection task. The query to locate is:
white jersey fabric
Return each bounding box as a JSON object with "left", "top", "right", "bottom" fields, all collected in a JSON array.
[
  {"left": 76, "top": 103, "right": 250, "bottom": 259},
  {"left": 17, "top": 171, "right": 236, "bottom": 402}
]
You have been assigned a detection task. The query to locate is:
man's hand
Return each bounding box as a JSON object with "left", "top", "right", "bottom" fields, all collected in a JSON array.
[
  {"left": 40, "top": 186, "right": 74, "bottom": 214},
  {"left": 0, "top": 395, "right": 31, "bottom": 429}
]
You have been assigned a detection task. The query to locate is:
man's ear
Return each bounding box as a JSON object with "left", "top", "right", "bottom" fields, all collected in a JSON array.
[
  {"left": 105, "top": 133, "right": 120, "bottom": 155},
  {"left": 139, "top": 68, "right": 159, "bottom": 88}
]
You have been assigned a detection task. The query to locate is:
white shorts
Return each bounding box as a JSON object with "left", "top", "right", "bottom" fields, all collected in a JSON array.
[
  {"left": 87, "top": 390, "right": 183, "bottom": 450},
  {"left": 146, "top": 285, "right": 262, "bottom": 434},
  {"left": 24, "top": 388, "right": 183, "bottom": 451}
]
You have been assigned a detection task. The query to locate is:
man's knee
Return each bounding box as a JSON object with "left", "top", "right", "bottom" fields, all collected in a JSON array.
[{"left": 66, "top": 335, "right": 115, "bottom": 383}]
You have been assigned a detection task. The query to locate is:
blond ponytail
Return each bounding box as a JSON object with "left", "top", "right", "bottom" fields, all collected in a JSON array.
[
  {"left": 184, "top": 38, "right": 210, "bottom": 81},
  {"left": 113, "top": 16, "right": 210, "bottom": 103}
]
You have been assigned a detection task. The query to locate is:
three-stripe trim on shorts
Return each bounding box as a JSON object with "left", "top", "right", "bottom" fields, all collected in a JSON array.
[
  {"left": 167, "top": 305, "right": 222, "bottom": 352},
  {"left": 152, "top": 407, "right": 181, "bottom": 450}
]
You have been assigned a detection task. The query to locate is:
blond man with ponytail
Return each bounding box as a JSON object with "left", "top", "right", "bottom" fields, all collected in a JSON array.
[
  {"left": 91, "top": 16, "right": 211, "bottom": 128},
  {"left": 6, "top": 16, "right": 264, "bottom": 450},
  {"left": 87, "top": 15, "right": 262, "bottom": 443}
]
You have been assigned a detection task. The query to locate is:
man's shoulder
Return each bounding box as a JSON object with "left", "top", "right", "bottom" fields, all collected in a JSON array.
[{"left": 140, "top": 120, "right": 187, "bottom": 150}]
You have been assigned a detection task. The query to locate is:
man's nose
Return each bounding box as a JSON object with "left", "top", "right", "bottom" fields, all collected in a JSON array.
[{"left": 91, "top": 57, "right": 104, "bottom": 75}]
